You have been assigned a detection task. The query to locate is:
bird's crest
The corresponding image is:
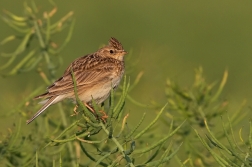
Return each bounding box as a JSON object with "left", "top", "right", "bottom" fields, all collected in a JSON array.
[{"left": 109, "top": 37, "right": 124, "bottom": 50}]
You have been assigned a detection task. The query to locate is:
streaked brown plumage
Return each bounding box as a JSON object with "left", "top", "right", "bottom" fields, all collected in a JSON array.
[{"left": 26, "top": 37, "right": 127, "bottom": 124}]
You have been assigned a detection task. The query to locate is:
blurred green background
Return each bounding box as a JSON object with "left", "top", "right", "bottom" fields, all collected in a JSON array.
[{"left": 0, "top": 0, "right": 252, "bottom": 128}]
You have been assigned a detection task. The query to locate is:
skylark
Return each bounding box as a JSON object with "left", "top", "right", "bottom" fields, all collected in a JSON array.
[{"left": 27, "top": 37, "right": 127, "bottom": 124}]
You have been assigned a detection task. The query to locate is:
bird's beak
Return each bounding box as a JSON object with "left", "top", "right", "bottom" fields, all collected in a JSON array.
[{"left": 122, "top": 50, "right": 128, "bottom": 55}]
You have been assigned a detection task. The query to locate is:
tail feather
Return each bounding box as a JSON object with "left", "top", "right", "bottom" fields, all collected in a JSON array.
[
  {"left": 26, "top": 96, "right": 58, "bottom": 124},
  {"left": 34, "top": 92, "right": 49, "bottom": 99}
]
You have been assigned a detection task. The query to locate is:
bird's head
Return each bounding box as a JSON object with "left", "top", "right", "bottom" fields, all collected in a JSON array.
[{"left": 98, "top": 37, "right": 127, "bottom": 61}]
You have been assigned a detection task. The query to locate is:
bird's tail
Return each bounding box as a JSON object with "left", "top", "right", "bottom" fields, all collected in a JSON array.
[{"left": 26, "top": 96, "right": 59, "bottom": 124}]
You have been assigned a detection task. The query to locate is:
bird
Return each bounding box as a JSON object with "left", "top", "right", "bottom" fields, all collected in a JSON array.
[{"left": 26, "top": 37, "right": 127, "bottom": 124}]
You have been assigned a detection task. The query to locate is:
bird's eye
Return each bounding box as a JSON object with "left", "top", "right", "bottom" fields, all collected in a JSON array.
[{"left": 109, "top": 50, "right": 114, "bottom": 54}]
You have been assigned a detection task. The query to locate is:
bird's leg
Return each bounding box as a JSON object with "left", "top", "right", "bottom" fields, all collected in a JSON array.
[
  {"left": 71, "top": 104, "right": 79, "bottom": 116},
  {"left": 99, "top": 110, "right": 108, "bottom": 123},
  {"left": 99, "top": 102, "right": 108, "bottom": 123},
  {"left": 84, "top": 103, "right": 108, "bottom": 123},
  {"left": 84, "top": 103, "right": 96, "bottom": 114}
]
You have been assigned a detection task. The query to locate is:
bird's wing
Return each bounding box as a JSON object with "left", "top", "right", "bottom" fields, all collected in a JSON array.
[
  {"left": 35, "top": 58, "right": 122, "bottom": 99},
  {"left": 49, "top": 67, "right": 114, "bottom": 94}
]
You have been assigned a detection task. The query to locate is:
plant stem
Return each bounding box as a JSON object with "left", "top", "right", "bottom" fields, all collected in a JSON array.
[
  {"left": 99, "top": 122, "right": 135, "bottom": 167},
  {"left": 34, "top": 20, "right": 55, "bottom": 80},
  {"left": 58, "top": 103, "right": 76, "bottom": 167}
]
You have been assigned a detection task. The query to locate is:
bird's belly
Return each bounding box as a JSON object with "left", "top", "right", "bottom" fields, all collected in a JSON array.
[{"left": 77, "top": 77, "right": 121, "bottom": 104}]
